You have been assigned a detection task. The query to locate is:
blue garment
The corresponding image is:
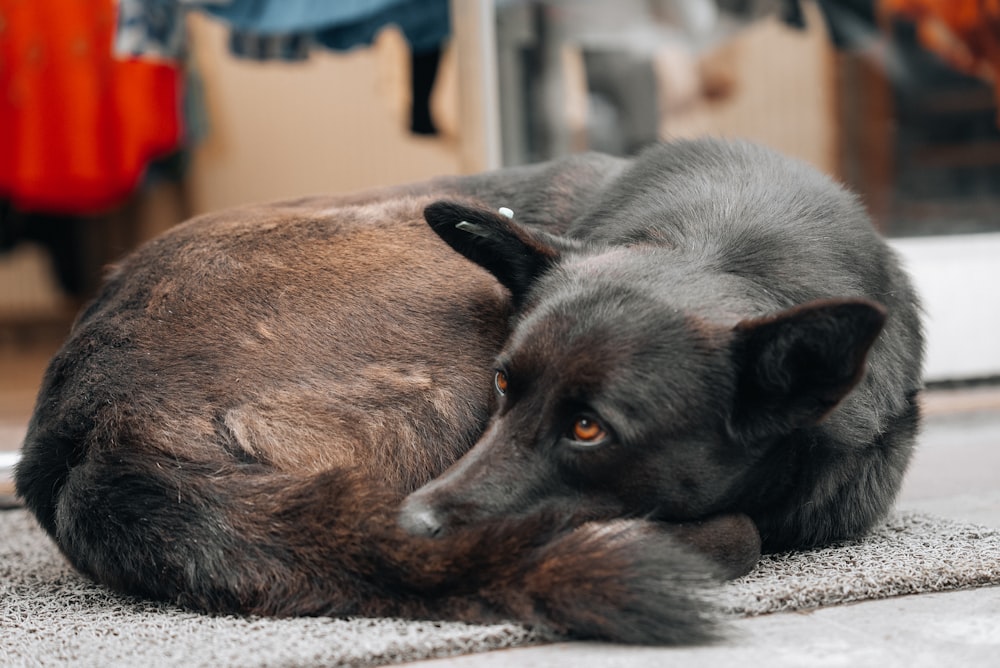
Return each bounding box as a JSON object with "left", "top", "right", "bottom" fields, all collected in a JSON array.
[
  {"left": 117, "top": 0, "right": 450, "bottom": 61},
  {"left": 115, "top": 0, "right": 189, "bottom": 59},
  {"left": 203, "top": 0, "right": 450, "bottom": 57}
]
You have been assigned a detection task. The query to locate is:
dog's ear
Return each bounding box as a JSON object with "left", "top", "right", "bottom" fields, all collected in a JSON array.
[
  {"left": 424, "top": 200, "right": 566, "bottom": 306},
  {"left": 727, "top": 298, "right": 887, "bottom": 445}
]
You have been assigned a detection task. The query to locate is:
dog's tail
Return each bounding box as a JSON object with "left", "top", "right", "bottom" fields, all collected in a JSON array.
[{"left": 20, "top": 448, "right": 721, "bottom": 645}]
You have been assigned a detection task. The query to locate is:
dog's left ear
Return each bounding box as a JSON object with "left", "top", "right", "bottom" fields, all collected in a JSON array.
[
  {"left": 727, "top": 298, "right": 887, "bottom": 445},
  {"left": 424, "top": 200, "right": 569, "bottom": 307}
]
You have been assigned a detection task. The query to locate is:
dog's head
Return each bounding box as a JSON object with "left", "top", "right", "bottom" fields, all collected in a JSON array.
[{"left": 399, "top": 201, "right": 886, "bottom": 537}]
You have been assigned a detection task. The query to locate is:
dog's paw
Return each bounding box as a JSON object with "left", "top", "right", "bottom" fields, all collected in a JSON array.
[{"left": 667, "top": 513, "right": 762, "bottom": 579}]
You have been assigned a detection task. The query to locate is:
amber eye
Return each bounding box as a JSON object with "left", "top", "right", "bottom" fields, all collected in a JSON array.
[
  {"left": 569, "top": 416, "right": 607, "bottom": 444},
  {"left": 494, "top": 370, "right": 509, "bottom": 395}
]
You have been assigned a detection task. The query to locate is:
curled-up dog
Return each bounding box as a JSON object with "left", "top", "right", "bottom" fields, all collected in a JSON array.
[{"left": 16, "top": 139, "right": 924, "bottom": 644}]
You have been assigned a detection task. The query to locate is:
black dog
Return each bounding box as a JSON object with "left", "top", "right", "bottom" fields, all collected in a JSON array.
[{"left": 16, "top": 139, "right": 923, "bottom": 644}]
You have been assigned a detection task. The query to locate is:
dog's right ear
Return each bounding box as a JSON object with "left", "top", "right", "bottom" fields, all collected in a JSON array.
[
  {"left": 726, "top": 298, "right": 887, "bottom": 446},
  {"left": 424, "top": 200, "right": 566, "bottom": 306}
]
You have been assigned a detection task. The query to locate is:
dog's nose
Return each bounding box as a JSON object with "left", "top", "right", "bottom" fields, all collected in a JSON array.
[{"left": 398, "top": 497, "right": 444, "bottom": 538}]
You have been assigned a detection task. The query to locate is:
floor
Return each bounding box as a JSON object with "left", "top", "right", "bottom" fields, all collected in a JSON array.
[{"left": 1, "top": 336, "right": 999, "bottom": 667}]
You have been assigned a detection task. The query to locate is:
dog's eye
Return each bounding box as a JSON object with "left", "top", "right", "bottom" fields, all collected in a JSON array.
[
  {"left": 494, "top": 370, "right": 509, "bottom": 395},
  {"left": 568, "top": 416, "right": 607, "bottom": 444}
]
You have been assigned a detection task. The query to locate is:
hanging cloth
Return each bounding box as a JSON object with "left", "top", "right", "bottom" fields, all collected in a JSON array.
[
  {"left": 0, "top": 0, "right": 183, "bottom": 214},
  {"left": 191, "top": 0, "right": 449, "bottom": 56}
]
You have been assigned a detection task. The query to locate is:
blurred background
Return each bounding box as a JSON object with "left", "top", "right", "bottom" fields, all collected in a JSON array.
[{"left": 2, "top": 1, "right": 999, "bottom": 479}]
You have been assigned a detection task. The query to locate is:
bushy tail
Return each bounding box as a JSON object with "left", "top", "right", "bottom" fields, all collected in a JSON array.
[{"left": 28, "top": 449, "right": 721, "bottom": 645}]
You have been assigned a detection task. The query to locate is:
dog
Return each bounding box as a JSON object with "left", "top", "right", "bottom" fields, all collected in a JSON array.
[{"left": 15, "top": 138, "right": 924, "bottom": 645}]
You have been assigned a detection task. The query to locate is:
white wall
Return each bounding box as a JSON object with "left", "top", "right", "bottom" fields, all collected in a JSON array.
[
  {"left": 662, "top": 7, "right": 838, "bottom": 176},
  {"left": 890, "top": 234, "right": 1000, "bottom": 382}
]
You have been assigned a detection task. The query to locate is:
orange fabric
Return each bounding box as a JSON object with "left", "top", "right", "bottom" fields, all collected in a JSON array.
[
  {"left": 881, "top": 0, "right": 1000, "bottom": 82},
  {"left": 0, "top": 0, "right": 182, "bottom": 214}
]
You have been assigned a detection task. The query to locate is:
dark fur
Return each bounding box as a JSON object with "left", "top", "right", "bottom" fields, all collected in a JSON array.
[{"left": 15, "top": 139, "right": 923, "bottom": 644}]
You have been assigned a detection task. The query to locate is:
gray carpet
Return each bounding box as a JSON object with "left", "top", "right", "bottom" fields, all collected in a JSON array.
[
  {"left": 2, "top": 509, "right": 999, "bottom": 668},
  {"left": 716, "top": 511, "right": 1000, "bottom": 615}
]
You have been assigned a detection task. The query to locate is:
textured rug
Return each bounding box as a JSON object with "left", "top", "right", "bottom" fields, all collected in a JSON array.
[
  {"left": 716, "top": 512, "right": 1000, "bottom": 615},
  {"left": 2, "top": 509, "right": 999, "bottom": 668}
]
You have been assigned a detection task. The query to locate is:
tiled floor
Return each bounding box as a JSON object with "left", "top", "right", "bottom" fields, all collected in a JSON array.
[{"left": 2, "top": 337, "right": 999, "bottom": 666}]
